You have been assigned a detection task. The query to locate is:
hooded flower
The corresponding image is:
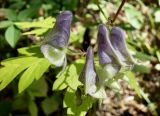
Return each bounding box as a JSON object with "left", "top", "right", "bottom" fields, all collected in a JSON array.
[
  {"left": 110, "top": 27, "right": 134, "bottom": 66},
  {"left": 79, "top": 47, "right": 106, "bottom": 98},
  {"left": 41, "top": 11, "right": 73, "bottom": 66},
  {"left": 97, "top": 24, "right": 135, "bottom": 90},
  {"left": 79, "top": 47, "right": 97, "bottom": 95},
  {"left": 98, "top": 24, "right": 134, "bottom": 70}
]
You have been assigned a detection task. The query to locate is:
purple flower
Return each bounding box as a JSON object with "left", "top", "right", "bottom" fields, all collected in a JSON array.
[
  {"left": 41, "top": 11, "right": 73, "bottom": 66},
  {"left": 98, "top": 24, "right": 134, "bottom": 67},
  {"left": 79, "top": 47, "right": 98, "bottom": 95},
  {"left": 97, "top": 24, "right": 135, "bottom": 90},
  {"left": 43, "top": 11, "right": 73, "bottom": 49},
  {"left": 110, "top": 27, "right": 134, "bottom": 65},
  {"left": 98, "top": 24, "right": 121, "bottom": 66}
]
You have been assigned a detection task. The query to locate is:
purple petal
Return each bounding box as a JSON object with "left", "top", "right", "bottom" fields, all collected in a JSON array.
[
  {"left": 98, "top": 24, "right": 119, "bottom": 65},
  {"left": 79, "top": 47, "right": 98, "bottom": 95},
  {"left": 44, "top": 11, "right": 73, "bottom": 49},
  {"left": 110, "top": 27, "right": 134, "bottom": 64}
]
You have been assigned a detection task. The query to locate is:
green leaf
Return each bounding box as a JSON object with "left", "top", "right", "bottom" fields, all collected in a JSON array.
[
  {"left": 18, "top": 45, "right": 42, "bottom": 57},
  {"left": 126, "top": 71, "right": 141, "bottom": 97},
  {"left": 0, "top": 57, "right": 39, "bottom": 90},
  {"left": 64, "top": 88, "right": 95, "bottom": 116},
  {"left": 133, "top": 64, "right": 151, "bottom": 73},
  {"left": 4, "top": 9, "right": 17, "bottom": 21},
  {"left": 17, "top": 8, "right": 37, "bottom": 21},
  {"left": 28, "top": 101, "right": 38, "bottom": 116},
  {"left": 18, "top": 58, "right": 50, "bottom": 93},
  {"left": 41, "top": 96, "right": 59, "bottom": 115},
  {"left": 28, "top": 77, "right": 48, "bottom": 97},
  {"left": 135, "top": 52, "right": 151, "bottom": 61},
  {"left": 12, "top": 93, "right": 29, "bottom": 110},
  {"left": 0, "top": 20, "right": 13, "bottom": 29},
  {"left": 15, "top": 17, "right": 55, "bottom": 29},
  {"left": 125, "top": 3, "right": 144, "bottom": 29},
  {"left": 23, "top": 28, "right": 49, "bottom": 36},
  {"left": 126, "top": 71, "right": 151, "bottom": 104},
  {"left": 5, "top": 25, "right": 21, "bottom": 48},
  {"left": 53, "top": 59, "right": 84, "bottom": 91}
]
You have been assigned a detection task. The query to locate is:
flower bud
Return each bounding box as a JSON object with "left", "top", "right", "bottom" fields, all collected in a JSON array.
[
  {"left": 79, "top": 47, "right": 107, "bottom": 98},
  {"left": 79, "top": 47, "right": 98, "bottom": 95}
]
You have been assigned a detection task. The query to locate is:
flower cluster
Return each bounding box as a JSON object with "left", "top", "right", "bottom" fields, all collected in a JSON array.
[{"left": 41, "top": 11, "right": 135, "bottom": 99}]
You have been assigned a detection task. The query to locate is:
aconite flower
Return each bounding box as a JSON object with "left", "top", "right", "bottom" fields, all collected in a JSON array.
[
  {"left": 41, "top": 11, "right": 73, "bottom": 66},
  {"left": 98, "top": 24, "right": 134, "bottom": 71},
  {"left": 97, "top": 24, "right": 134, "bottom": 90},
  {"left": 79, "top": 47, "right": 106, "bottom": 98}
]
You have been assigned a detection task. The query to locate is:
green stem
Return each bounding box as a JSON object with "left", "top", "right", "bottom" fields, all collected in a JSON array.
[{"left": 96, "top": 0, "right": 108, "bottom": 21}]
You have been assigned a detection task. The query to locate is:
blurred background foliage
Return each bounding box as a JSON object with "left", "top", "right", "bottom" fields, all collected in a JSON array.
[{"left": 0, "top": 0, "right": 160, "bottom": 116}]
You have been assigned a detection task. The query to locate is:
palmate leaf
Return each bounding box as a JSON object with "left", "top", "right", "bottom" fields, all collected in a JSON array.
[
  {"left": 18, "top": 58, "right": 50, "bottom": 93},
  {"left": 0, "top": 57, "right": 39, "bottom": 90},
  {"left": 23, "top": 28, "right": 49, "bottom": 36},
  {"left": 0, "top": 48, "right": 51, "bottom": 93},
  {"left": 15, "top": 17, "right": 55, "bottom": 29},
  {"left": 53, "top": 59, "right": 84, "bottom": 91}
]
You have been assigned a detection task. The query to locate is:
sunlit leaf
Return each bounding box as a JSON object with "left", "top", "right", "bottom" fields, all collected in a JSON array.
[
  {"left": 126, "top": 71, "right": 141, "bottom": 97},
  {"left": 23, "top": 28, "right": 49, "bottom": 36},
  {"left": 18, "top": 58, "right": 50, "bottom": 93},
  {"left": 18, "top": 45, "right": 42, "bottom": 56},
  {"left": 53, "top": 59, "right": 84, "bottom": 91},
  {"left": 125, "top": 3, "right": 144, "bottom": 29},
  {"left": 15, "top": 17, "right": 55, "bottom": 29},
  {"left": 0, "top": 57, "right": 39, "bottom": 90}
]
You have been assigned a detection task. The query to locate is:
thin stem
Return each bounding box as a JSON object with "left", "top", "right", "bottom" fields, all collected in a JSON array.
[
  {"left": 96, "top": 0, "right": 108, "bottom": 21},
  {"left": 111, "top": 0, "right": 126, "bottom": 24}
]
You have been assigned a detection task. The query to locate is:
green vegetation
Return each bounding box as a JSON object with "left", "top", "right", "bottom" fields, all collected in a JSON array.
[{"left": 0, "top": 0, "right": 160, "bottom": 115}]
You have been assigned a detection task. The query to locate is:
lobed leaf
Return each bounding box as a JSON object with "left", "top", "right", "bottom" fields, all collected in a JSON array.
[
  {"left": 0, "top": 57, "right": 39, "bottom": 90},
  {"left": 53, "top": 59, "right": 84, "bottom": 91},
  {"left": 15, "top": 17, "right": 55, "bottom": 29},
  {"left": 18, "top": 58, "right": 50, "bottom": 93}
]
